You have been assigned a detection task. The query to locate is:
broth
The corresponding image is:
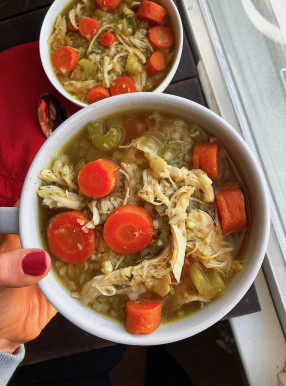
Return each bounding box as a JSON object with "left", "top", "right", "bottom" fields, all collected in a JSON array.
[{"left": 37, "top": 108, "right": 248, "bottom": 331}]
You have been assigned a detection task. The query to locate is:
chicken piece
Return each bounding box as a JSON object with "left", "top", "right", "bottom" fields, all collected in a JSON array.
[
  {"left": 167, "top": 186, "right": 195, "bottom": 283},
  {"left": 37, "top": 186, "right": 86, "bottom": 210},
  {"left": 138, "top": 169, "right": 170, "bottom": 206},
  {"left": 186, "top": 209, "right": 238, "bottom": 274},
  {"left": 153, "top": 273, "right": 171, "bottom": 297},
  {"left": 146, "top": 153, "right": 214, "bottom": 203},
  {"left": 68, "top": 3, "right": 83, "bottom": 30},
  {"left": 80, "top": 244, "right": 172, "bottom": 302},
  {"left": 86, "top": 200, "right": 100, "bottom": 229},
  {"left": 48, "top": 15, "right": 67, "bottom": 50},
  {"left": 38, "top": 154, "right": 77, "bottom": 191},
  {"left": 118, "top": 167, "right": 131, "bottom": 205},
  {"left": 116, "top": 34, "right": 147, "bottom": 64}
]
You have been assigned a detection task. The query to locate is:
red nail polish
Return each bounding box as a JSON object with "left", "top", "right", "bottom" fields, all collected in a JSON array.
[{"left": 22, "top": 251, "right": 47, "bottom": 276}]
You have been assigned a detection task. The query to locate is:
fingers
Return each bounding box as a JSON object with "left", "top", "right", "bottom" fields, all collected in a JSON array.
[{"left": 0, "top": 249, "right": 51, "bottom": 288}]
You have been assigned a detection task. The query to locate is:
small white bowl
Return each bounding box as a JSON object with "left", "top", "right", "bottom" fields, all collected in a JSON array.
[
  {"left": 18, "top": 93, "right": 270, "bottom": 346},
  {"left": 39, "top": 0, "right": 183, "bottom": 108}
]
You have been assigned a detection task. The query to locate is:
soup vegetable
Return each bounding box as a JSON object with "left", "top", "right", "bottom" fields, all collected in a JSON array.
[
  {"left": 48, "top": 0, "right": 175, "bottom": 104},
  {"left": 37, "top": 109, "right": 248, "bottom": 334}
]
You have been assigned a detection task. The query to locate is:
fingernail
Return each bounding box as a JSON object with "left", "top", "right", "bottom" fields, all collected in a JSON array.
[{"left": 22, "top": 251, "right": 47, "bottom": 276}]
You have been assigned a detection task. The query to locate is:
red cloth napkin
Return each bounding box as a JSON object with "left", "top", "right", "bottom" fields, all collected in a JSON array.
[{"left": 0, "top": 41, "right": 80, "bottom": 207}]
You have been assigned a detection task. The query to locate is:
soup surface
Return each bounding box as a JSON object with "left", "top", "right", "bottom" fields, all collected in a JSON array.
[
  {"left": 48, "top": 0, "right": 175, "bottom": 104},
  {"left": 37, "top": 109, "right": 248, "bottom": 334}
]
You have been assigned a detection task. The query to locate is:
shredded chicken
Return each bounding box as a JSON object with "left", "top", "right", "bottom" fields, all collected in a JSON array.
[
  {"left": 86, "top": 200, "right": 100, "bottom": 229},
  {"left": 37, "top": 186, "right": 86, "bottom": 210},
  {"left": 80, "top": 244, "right": 172, "bottom": 302},
  {"left": 168, "top": 186, "right": 195, "bottom": 282},
  {"left": 48, "top": 15, "right": 67, "bottom": 50},
  {"left": 68, "top": 3, "right": 84, "bottom": 30}
]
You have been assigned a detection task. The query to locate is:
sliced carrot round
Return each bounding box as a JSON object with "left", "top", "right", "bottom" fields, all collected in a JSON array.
[
  {"left": 193, "top": 141, "right": 220, "bottom": 180},
  {"left": 87, "top": 86, "right": 110, "bottom": 104},
  {"left": 145, "top": 51, "right": 166, "bottom": 75},
  {"left": 122, "top": 117, "right": 149, "bottom": 144},
  {"left": 100, "top": 32, "right": 115, "bottom": 47},
  {"left": 47, "top": 211, "right": 97, "bottom": 263},
  {"left": 216, "top": 187, "right": 247, "bottom": 234},
  {"left": 148, "top": 26, "right": 174, "bottom": 50},
  {"left": 126, "top": 300, "right": 163, "bottom": 334},
  {"left": 103, "top": 205, "right": 153, "bottom": 254},
  {"left": 78, "top": 159, "right": 119, "bottom": 198},
  {"left": 110, "top": 76, "right": 136, "bottom": 96},
  {"left": 136, "top": 1, "right": 168, "bottom": 25},
  {"left": 79, "top": 17, "right": 99, "bottom": 39},
  {"left": 51, "top": 46, "right": 79, "bottom": 74},
  {"left": 96, "top": 0, "right": 121, "bottom": 10}
]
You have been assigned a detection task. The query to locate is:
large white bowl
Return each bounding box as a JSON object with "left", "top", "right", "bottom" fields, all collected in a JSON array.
[
  {"left": 20, "top": 93, "right": 270, "bottom": 345},
  {"left": 40, "top": 0, "right": 183, "bottom": 108}
]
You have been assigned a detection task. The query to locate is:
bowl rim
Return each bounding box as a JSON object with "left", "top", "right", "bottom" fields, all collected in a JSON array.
[
  {"left": 39, "top": 0, "right": 184, "bottom": 108},
  {"left": 20, "top": 93, "right": 270, "bottom": 345}
]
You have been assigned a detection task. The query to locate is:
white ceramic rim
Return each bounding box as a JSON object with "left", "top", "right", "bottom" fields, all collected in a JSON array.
[
  {"left": 39, "top": 0, "right": 183, "bottom": 108},
  {"left": 20, "top": 93, "right": 270, "bottom": 345}
]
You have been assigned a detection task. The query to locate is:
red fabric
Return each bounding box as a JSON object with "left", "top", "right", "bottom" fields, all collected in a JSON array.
[{"left": 0, "top": 41, "right": 80, "bottom": 207}]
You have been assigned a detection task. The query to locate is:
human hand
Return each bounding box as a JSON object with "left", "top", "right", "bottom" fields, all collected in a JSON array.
[{"left": 0, "top": 233, "right": 57, "bottom": 354}]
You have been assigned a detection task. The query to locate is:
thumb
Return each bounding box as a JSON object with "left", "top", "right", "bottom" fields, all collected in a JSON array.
[{"left": 0, "top": 249, "right": 51, "bottom": 288}]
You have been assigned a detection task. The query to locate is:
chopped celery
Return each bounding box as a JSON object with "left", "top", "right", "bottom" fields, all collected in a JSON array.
[
  {"left": 88, "top": 120, "right": 121, "bottom": 151},
  {"left": 189, "top": 263, "right": 225, "bottom": 298},
  {"left": 74, "top": 59, "right": 95, "bottom": 81},
  {"left": 119, "top": 19, "right": 132, "bottom": 36},
  {"left": 73, "top": 159, "right": 85, "bottom": 179},
  {"left": 137, "top": 133, "right": 164, "bottom": 154},
  {"left": 160, "top": 143, "right": 181, "bottom": 164},
  {"left": 126, "top": 54, "right": 142, "bottom": 74}
]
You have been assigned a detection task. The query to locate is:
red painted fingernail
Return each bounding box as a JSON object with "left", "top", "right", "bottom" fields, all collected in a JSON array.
[{"left": 22, "top": 251, "right": 47, "bottom": 276}]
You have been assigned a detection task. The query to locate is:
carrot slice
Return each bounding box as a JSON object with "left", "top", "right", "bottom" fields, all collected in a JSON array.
[
  {"left": 79, "top": 17, "right": 99, "bottom": 39},
  {"left": 100, "top": 32, "right": 115, "bottom": 47},
  {"left": 78, "top": 159, "right": 119, "bottom": 198},
  {"left": 216, "top": 187, "right": 247, "bottom": 234},
  {"left": 96, "top": 0, "right": 121, "bottom": 10},
  {"left": 122, "top": 117, "right": 149, "bottom": 144},
  {"left": 145, "top": 51, "right": 166, "bottom": 75},
  {"left": 136, "top": 1, "right": 168, "bottom": 25},
  {"left": 193, "top": 141, "right": 220, "bottom": 180},
  {"left": 148, "top": 26, "right": 174, "bottom": 50},
  {"left": 110, "top": 76, "right": 136, "bottom": 96},
  {"left": 126, "top": 300, "right": 163, "bottom": 334},
  {"left": 51, "top": 46, "right": 79, "bottom": 74},
  {"left": 103, "top": 205, "right": 153, "bottom": 254},
  {"left": 47, "top": 211, "right": 97, "bottom": 263},
  {"left": 87, "top": 86, "right": 110, "bottom": 104}
]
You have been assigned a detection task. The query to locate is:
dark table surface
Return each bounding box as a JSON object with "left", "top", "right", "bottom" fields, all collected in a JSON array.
[{"left": 0, "top": 0, "right": 261, "bottom": 366}]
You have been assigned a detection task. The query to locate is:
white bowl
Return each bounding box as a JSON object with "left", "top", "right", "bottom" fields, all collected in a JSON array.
[
  {"left": 20, "top": 93, "right": 270, "bottom": 345},
  {"left": 39, "top": 0, "right": 183, "bottom": 108}
]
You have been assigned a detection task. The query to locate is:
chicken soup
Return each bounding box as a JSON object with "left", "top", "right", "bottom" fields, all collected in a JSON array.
[
  {"left": 48, "top": 0, "right": 175, "bottom": 104},
  {"left": 37, "top": 109, "right": 248, "bottom": 334}
]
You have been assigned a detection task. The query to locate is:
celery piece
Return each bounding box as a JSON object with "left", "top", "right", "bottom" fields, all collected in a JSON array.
[
  {"left": 88, "top": 120, "right": 121, "bottom": 151},
  {"left": 73, "top": 159, "right": 85, "bottom": 179},
  {"left": 137, "top": 134, "right": 163, "bottom": 154},
  {"left": 74, "top": 59, "right": 95, "bottom": 81},
  {"left": 160, "top": 143, "right": 181, "bottom": 164},
  {"left": 189, "top": 264, "right": 225, "bottom": 299},
  {"left": 126, "top": 54, "right": 142, "bottom": 74},
  {"left": 119, "top": 19, "right": 131, "bottom": 36}
]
